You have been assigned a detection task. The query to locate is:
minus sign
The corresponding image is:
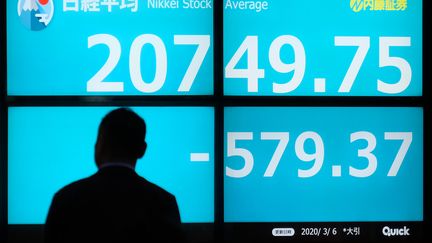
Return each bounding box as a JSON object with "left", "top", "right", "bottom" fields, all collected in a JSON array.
[{"left": 190, "top": 153, "right": 210, "bottom": 162}]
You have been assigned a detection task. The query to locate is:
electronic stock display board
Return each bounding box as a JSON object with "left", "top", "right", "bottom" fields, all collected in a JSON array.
[
  {"left": 224, "top": 0, "right": 422, "bottom": 96},
  {"left": 8, "top": 107, "right": 214, "bottom": 224},
  {"left": 223, "top": 0, "right": 424, "bottom": 242},
  {"left": 6, "top": 0, "right": 215, "bottom": 242},
  {"left": 224, "top": 107, "right": 423, "bottom": 241},
  {"left": 3, "top": 0, "right": 427, "bottom": 243},
  {"left": 8, "top": 0, "right": 213, "bottom": 95}
]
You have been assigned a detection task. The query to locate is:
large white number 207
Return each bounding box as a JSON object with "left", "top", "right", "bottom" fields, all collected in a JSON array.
[{"left": 87, "top": 34, "right": 210, "bottom": 93}]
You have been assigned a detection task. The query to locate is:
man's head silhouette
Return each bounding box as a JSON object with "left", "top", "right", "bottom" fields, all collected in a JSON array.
[{"left": 95, "top": 108, "right": 147, "bottom": 169}]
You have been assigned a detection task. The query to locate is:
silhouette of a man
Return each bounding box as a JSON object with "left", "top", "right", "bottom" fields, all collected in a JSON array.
[{"left": 45, "top": 108, "right": 182, "bottom": 243}]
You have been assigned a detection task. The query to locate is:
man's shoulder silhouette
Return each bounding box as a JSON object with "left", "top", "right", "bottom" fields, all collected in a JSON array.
[
  {"left": 46, "top": 166, "right": 181, "bottom": 243},
  {"left": 54, "top": 166, "right": 176, "bottom": 207}
]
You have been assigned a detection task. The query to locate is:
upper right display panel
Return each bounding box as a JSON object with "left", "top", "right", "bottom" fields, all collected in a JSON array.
[{"left": 224, "top": 0, "right": 422, "bottom": 96}]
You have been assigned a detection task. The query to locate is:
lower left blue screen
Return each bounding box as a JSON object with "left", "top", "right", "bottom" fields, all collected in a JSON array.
[{"left": 8, "top": 107, "right": 214, "bottom": 224}]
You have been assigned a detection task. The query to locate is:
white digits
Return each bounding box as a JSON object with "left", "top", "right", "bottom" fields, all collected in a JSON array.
[
  {"left": 349, "top": 131, "right": 377, "bottom": 177},
  {"left": 378, "top": 37, "right": 412, "bottom": 94},
  {"left": 334, "top": 36, "right": 370, "bottom": 92},
  {"left": 87, "top": 34, "right": 123, "bottom": 92},
  {"left": 269, "top": 35, "right": 306, "bottom": 93},
  {"left": 174, "top": 35, "right": 210, "bottom": 92},
  {"left": 296, "top": 132, "right": 324, "bottom": 178},
  {"left": 261, "top": 132, "right": 289, "bottom": 177},
  {"left": 130, "top": 34, "right": 167, "bottom": 93},
  {"left": 225, "top": 36, "right": 265, "bottom": 92},
  {"left": 385, "top": 132, "right": 412, "bottom": 176},
  {"left": 226, "top": 132, "right": 254, "bottom": 178},
  {"left": 87, "top": 34, "right": 209, "bottom": 93}
]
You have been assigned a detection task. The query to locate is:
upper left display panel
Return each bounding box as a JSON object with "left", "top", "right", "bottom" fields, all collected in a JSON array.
[{"left": 7, "top": 0, "right": 214, "bottom": 95}]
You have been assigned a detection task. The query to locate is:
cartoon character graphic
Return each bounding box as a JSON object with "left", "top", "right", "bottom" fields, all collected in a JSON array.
[{"left": 18, "top": 0, "right": 54, "bottom": 31}]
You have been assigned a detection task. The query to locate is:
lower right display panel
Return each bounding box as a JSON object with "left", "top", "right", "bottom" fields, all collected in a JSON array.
[{"left": 224, "top": 107, "right": 423, "bottom": 242}]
